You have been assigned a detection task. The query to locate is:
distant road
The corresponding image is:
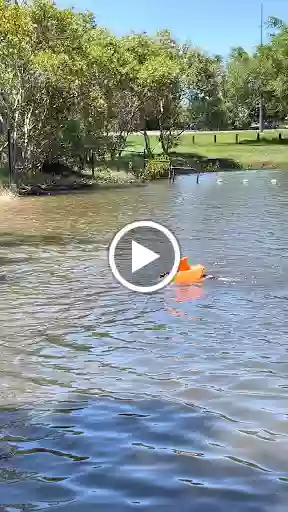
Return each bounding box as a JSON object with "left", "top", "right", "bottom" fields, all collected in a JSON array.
[{"left": 130, "top": 129, "right": 284, "bottom": 136}]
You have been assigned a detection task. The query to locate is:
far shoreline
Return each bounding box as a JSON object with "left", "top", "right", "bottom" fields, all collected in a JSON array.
[{"left": 2, "top": 165, "right": 281, "bottom": 199}]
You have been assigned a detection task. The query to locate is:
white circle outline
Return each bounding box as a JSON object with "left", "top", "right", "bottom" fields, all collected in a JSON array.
[{"left": 108, "top": 220, "right": 181, "bottom": 293}]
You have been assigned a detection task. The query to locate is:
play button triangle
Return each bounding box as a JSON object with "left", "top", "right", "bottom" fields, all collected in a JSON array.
[{"left": 131, "top": 240, "right": 160, "bottom": 274}]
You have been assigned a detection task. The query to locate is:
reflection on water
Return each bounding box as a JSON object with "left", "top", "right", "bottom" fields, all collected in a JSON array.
[
  {"left": 0, "top": 397, "right": 286, "bottom": 512},
  {"left": 0, "top": 171, "right": 288, "bottom": 510}
]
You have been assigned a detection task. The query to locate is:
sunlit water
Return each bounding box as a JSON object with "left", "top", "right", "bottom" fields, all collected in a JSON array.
[{"left": 0, "top": 171, "right": 287, "bottom": 511}]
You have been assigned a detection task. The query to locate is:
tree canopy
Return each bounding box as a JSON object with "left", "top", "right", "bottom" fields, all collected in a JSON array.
[{"left": 0, "top": 0, "right": 287, "bottom": 173}]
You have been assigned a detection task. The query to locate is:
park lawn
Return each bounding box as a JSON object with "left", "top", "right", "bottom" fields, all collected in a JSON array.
[
  {"left": 126, "top": 130, "right": 288, "bottom": 169},
  {"left": 1, "top": 130, "right": 288, "bottom": 187}
]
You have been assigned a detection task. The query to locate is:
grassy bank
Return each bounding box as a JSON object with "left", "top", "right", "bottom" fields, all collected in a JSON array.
[
  {"left": 126, "top": 130, "right": 288, "bottom": 170},
  {"left": 1, "top": 130, "right": 288, "bottom": 194}
]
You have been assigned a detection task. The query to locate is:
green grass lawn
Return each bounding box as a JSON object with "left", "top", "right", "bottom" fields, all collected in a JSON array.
[
  {"left": 1, "top": 130, "right": 288, "bottom": 187},
  {"left": 126, "top": 130, "right": 288, "bottom": 170}
]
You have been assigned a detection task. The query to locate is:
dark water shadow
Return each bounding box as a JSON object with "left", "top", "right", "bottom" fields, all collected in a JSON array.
[
  {"left": 0, "top": 396, "right": 286, "bottom": 512},
  {"left": 169, "top": 152, "right": 242, "bottom": 171},
  {"left": 0, "top": 256, "right": 31, "bottom": 267},
  {"left": 0, "top": 233, "right": 96, "bottom": 249}
]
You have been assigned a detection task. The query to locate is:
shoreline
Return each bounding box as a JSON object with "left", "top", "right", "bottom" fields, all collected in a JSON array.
[
  {"left": 15, "top": 180, "right": 147, "bottom": 197},
  {"left": 5, "top": 166, "right": 280, "bottom": 198}
]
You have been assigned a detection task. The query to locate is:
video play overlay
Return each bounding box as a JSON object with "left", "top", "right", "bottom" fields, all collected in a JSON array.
[{"left": 108, "top": 221, "right": 181, "bottom": 293}]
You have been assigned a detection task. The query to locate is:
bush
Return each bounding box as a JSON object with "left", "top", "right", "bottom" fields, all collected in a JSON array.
[
  {"left": 91, "top": 167, "right": 138, "bottom": 185},
  {"left": 140, "top": 156, "right": 170, "bottom": 181},
  {"left": 201, "top": 161, "right": 220, "bottom": 172}
]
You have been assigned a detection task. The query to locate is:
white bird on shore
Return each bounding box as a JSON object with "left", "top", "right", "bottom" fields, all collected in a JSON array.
[
  {"left": 271, "top": 179, "right": 277, "bottom": 185},
  {"left": 216, "top": 178, "right": 223, "bottom": 184},
  {"left": 242, "top": 179, "right": 248, "bottom": 184}
]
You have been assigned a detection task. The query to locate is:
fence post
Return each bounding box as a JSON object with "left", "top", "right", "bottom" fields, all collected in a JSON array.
[
  {"left": 192, "top": 135, "right": 195, "bottom": 144},
  {"left": 235, "top": 133, "right": 239, "bottom": 144},
  {"left": 214, "top": 134, "right": 217, "bottom": 144},
  {"left": 279, "top": 133, "right": 282, "bottom": 141},
  {"left": 257, "top": 132, "right": 260, "bottom": 142}
]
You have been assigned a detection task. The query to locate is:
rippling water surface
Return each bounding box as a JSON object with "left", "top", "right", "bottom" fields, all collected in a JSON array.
[{"left": 0, "top": 171, "right": 287, "bottom": 511}]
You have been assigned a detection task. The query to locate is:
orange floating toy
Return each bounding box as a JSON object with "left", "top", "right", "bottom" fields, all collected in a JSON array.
[{"left": 173, "top": 256, "right": 206, "bottom": 284}]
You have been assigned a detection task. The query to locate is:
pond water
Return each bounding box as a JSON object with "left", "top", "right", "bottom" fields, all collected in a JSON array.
[{"left": 0, "top": 170, "right": 287, "bottom": 511}]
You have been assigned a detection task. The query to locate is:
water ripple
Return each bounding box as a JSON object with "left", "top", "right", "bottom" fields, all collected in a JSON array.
[{"left": 0, "top": 171, "right": 287, "bottom": 509}]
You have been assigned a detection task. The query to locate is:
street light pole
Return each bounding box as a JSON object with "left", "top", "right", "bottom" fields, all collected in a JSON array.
[{"left": 259, "top": 0, "right": 264, "bottom": 133}]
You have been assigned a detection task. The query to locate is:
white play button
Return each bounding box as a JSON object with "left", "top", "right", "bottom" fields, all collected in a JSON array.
[
  {"left": 131, "top": 240, "right": 160, "bottom": 273},
  {"left": 108, "top": 220, "right": 181, "bottom": 293}
]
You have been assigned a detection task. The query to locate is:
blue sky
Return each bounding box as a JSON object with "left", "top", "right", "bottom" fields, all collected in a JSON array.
[{"left": 57, "top": 0, "right": 288, "bottom": 57}]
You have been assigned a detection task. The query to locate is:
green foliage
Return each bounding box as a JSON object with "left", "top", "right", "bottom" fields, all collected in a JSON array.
[
  {"left": 0, "top": 167, "right": 9, "bottom": 185},
  {"left": 140, "top": 156, "right": 170, "bottom": 181},
  {"left": 1, "top": 0, "right": 288, "bottom": 180},
  {"left": 90, "top": 167, "right": 137, "bottom": 185}
]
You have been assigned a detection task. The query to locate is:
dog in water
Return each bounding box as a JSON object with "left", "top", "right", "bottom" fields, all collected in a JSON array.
[{"left": 160, "top": 272, "right": 216, "bottom": 280}]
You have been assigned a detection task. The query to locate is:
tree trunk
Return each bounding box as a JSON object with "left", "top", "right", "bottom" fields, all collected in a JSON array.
[
  {"left": 158, "top": 107, "right": 169, "bottom": 155},
  {"left": 79, "top": 154, "right": 84, "bottom": 171},
  {"left": 159, "top": 130, "right": 167, "bottom": 155},
  {"left": 143, "top": 128, "right": 153, "bottom": 159},
  {"left": 91, "top": 151, "right": 95, "bottom": 179}
]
